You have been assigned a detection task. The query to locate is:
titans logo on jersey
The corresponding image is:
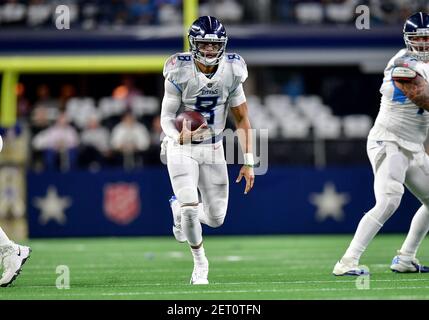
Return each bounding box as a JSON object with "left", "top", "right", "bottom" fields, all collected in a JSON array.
[
  {"left": 370, "top": 49, "right": 429, "bottom": 151},
  {"left": 163, "top": 52, "right": 248, "bottom": 136}
]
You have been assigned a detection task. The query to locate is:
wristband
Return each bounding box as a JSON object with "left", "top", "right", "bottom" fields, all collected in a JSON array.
[{"left": 244, "top": 153, "right": 254, "bottom": 167}]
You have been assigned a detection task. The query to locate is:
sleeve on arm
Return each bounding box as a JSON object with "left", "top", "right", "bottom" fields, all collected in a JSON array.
[
  {"left": 160, "top": 79, "right": 182, "bottom": 142},
  {"left": 228, "top": 83, "right": 246, "bottom": 108}
]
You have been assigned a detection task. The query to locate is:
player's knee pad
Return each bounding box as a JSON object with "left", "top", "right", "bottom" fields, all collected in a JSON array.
[
  {"left": 175, "top": 186, "right": 198, "bottom": 205},
  {"left": 375, "top": 147, "right": 406, "bottom": 196},
  {"left": 181, "top": 204, "right": 199, "bottom": 221},
  {"left": 206, "top": 215, "right": 225, "bottom": 228},
  {"left": 368, "top": 194, "right": 402, "bottom": 225},
  {"left": 180, "top": 205, "right": 202, "bottom": 246},
  {"left": 205, "top": 202, "right": 227, "bottom": 228},
  {"left": 385, "top": 173, "right": 405, "bottom": 196}
]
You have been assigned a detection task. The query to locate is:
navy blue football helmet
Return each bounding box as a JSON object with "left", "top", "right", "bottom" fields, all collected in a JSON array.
[
  {"left": 404, "top": 12, "right": 429, "bottom": 61},
  {"left": 188, "top": 16, "right": 228, "bottom": 66}
]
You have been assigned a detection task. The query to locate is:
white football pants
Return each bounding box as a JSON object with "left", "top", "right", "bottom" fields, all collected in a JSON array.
[
  {"left": 343, "top": 140, "right": 429, "bottom": 262},
  {"left": 166, "top": 137, "right": 229, "bottom": 245}
]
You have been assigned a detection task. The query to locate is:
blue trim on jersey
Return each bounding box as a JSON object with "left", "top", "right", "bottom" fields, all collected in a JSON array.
[
  {"left": 169, "top": 80, "right": 182, "bottom": 93},
  {"left": 391, "top": 80, "right": 407, "bottom": 104}
]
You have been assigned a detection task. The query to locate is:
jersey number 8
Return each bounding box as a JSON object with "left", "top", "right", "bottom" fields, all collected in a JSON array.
[{"left": 195, "top": 96, "right": 218, "bottom": 125}]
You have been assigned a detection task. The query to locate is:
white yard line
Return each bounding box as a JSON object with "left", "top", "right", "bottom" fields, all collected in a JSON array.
[
  {"left": 9, "top": 285, "right": 429, "bottom": 298},
  {"left": 15, "top": 277, "right": 429, "bottom": 289}
]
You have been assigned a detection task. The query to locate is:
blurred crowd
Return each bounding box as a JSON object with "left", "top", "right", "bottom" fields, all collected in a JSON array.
[
  {"left": 0, "top": 0, "right": 425, "bottom": 29},
  {"left": 272, "top": 0, "right": 423, "bottom": 26},
  {"left": 1, "top": 70, "right": 376, "bottom": 172},
  {"left": 0, "top": 0, "right": 183, "bottom": 28},
  {"left": 11, "top": 76, "right": 163, "bottom": 172}
]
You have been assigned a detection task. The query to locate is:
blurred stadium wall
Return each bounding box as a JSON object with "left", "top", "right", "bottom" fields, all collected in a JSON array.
[{"left": 0, "top": 0, "right": 423, "bottom": 238}]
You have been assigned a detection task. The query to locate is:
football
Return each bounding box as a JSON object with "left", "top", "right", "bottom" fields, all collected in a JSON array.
[{"left": 175, "top": 111, "right": 207, "bottom": 132}]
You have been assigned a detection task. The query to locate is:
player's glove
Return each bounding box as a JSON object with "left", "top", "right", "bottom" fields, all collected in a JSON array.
[
  {"left": 392, "top": 66, "right": 417, "bottom": 82},
  {"left": 393, "top": 56, "right": 419, "bottom": 70},
  {"left": 392, "top": 57, "right": 419, "bottom": 82}
]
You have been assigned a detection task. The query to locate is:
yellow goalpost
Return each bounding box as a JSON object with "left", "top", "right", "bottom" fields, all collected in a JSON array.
[{"left": 0, "top": 0, "right": 198, "bottom": 127}]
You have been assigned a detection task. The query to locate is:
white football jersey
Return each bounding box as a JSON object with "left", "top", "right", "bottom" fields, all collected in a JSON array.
[
  {"left": 163, "top": 52, "right": 248, "bottom": 136},
  {"left": 369, "top": 49, "right": 429, "bottom": 152}
]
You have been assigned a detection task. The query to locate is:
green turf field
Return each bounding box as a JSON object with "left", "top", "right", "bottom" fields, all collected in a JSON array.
[{"left": 2, "top": 235, "right": 429, "bottom": 299}]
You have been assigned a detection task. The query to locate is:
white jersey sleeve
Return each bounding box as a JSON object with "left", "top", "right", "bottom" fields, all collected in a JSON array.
[
  {"left": 163, "top": 53, "right": 194, "bottom": 92},
  {"left": 161, "top": 53, "right": 197, "bottom": 141},
  {"left": 228, "top": 83, "right": 246, "bottom": 108},
  {"left": 369, "top": 49, "right": 429, "bottom": 151},
  {"left": 161, "top": 52, "right": 249, "bottom": 139},
  {"left": 225, "top": 53, "right": 248, "bottom": 108},
  {"left": 160, "top": 79, "right": 182, "bottom": 142},
  {"left": 228, "top": 53, "right": 248, "bottom": 83}
]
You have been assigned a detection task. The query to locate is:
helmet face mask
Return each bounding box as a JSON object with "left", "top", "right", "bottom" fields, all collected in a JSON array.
[
  {"left": 404, "top": 33, "right": 429, "bottom": 61},
  {"left": 188, "top": 16, "right": 228, "bottom": 67},
  {"left": 403, "top": 12, "right": 429, "bottom": 62},
  {"left": 189, "top": 37, "right": 227, "bottom": 66}
]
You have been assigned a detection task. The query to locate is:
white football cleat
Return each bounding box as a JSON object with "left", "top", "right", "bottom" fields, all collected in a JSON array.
[
  {"left": 333, "top": 259, "right": 369, "bottom": 276},
  {"left": 169, "top": 196, "right": 187, "bottom": 243},
  {"left": 190, "top": 258, "right": 209, "bottom": 285},
  {"left": 390, "top": 253, "right": 429, "bottom": 273},
  {"left": 0, "top": 243, "right": 31, "bottom": 287}
]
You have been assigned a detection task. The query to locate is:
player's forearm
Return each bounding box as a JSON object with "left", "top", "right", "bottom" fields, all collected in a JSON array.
[
  {"left": 160, "top": 114, "right": 180, "bottom": 142},
  {"left": 235, "top": 116, "right": 253, "bottom": 154},
  {"left": 396, "top": 76, "right": 429, "bottom": 111},
  {"left": 406, "top": 85, "right": 429, "bottom": 110},
  {"left": 160, "top": 80, "right": 182, "bottom": 141},
  {"left": 160, "top": 99, "right": 181, "bottom": 142}
]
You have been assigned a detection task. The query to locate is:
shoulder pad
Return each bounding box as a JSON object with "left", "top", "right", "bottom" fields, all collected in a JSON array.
[
  {"left": 163, "top": 53, "right": 193, "bottom": 81},
  {"left": 392, "top": 67, "right": 417, "bottom": 81},
  {"left": 225, "top": 53, "right": 248, "bottom": 83}
]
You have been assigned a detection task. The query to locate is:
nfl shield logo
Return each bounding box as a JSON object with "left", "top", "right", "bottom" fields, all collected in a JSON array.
[{"left": 103, "top": 183, "right": 140, "bottom": 225}]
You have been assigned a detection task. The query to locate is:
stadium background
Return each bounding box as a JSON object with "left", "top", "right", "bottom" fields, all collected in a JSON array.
[
  {"left": 0, "top": 0, "right": 425, "bottom": 239},
  {"left": 2, "top": 0, "right": 429, "bottom": 301},
  {"left": 0, "top": 0, "right": 424, "bottom": 239}
]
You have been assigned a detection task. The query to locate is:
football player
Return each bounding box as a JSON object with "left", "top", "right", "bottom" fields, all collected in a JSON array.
[
  {"left": 0, "top": 135, "right": 31, "bottom": 287},
  {"left": 160, "top": 16, "right": 255, "bottom": 284},
  {"left": 334, "top": 12, "right": 429, "bottom": 276}
]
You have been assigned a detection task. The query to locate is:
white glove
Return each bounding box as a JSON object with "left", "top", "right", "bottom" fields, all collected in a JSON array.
[{"left": 394, "top": 56, "right": 419, "bottom": 71}]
